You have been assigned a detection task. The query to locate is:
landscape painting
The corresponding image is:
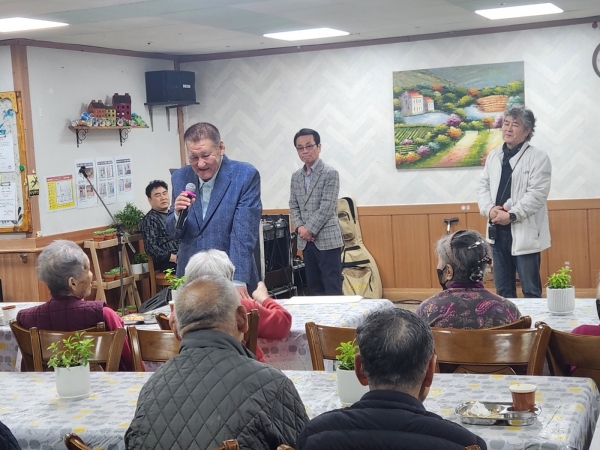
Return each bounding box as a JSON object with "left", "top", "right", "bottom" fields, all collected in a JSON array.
[{"left": 393, "top": 62, "right": 524, "bottom": 169}]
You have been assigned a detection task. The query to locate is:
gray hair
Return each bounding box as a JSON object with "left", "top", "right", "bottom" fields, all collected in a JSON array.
[
  {"left": 356, "top": 308, "right": 433, "bottom": 391},
  {"left": 175, "top": 275, "right": 240, "bottom": 337},
  {"left": 37, "top": 240, "right": 88, "bottom": 297},
  {"left": 185, "top": 249, "right": 235, "bottom": 282},
  {"left": 184, "top": 122, "right": 221, "bottom": 148},
  {"left": 504, "top": 106, "right": 536, "bottom": 141},
  {"left": 436, "top": 229, "right": 492, "bottom": 283}
]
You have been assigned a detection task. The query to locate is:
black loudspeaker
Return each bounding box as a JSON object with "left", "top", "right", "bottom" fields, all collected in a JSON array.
[{"left": 145, "top": 70, "right": 196, "bottom": 104}]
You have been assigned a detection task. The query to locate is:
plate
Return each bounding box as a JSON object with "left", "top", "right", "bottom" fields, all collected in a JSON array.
[{"left": 455, "top": 401, "right": 541, "bottom": 426}]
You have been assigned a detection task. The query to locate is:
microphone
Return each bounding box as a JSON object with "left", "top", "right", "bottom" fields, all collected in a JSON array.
[
  {"left": 79, "top": 166, "right": 88, "bottom": 178},
  {"left": 175, "top": 183, "right": 197, "bottom": 229}
]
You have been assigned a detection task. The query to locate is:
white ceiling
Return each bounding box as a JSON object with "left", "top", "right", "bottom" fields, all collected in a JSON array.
[{"left": 0, "top": 0, "right": 599, "bottom": 56}]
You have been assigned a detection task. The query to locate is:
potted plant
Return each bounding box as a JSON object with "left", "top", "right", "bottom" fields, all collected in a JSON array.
[
  {"left": 164, "top": 268, "right": 186, "bottom": 302},
  {"left": 117, "top": 305, "right": 137, "bottom": 316},
  {"left": 335, "top": 340, "right": 368, "bottom": 406},
  {"left": 131, "top": 252, "right": 147, "bottom": 275},
  {"left": 92, "top": 230, "right": 105, "bottom": 242},
  {"left": 47, "top": 332, "right": 94, "bottom": 400},
  {"left": 114, "top": 203, "right": 145, "bottom": 234},
  {"left": 103, "top": 270, "right": 115, "bottom": 282},
  {"left": 104, "top": 227, "right": 116, "bottom": 240},
  {"left": 546, "top": 266, "right": 575, "bottom": 315}
]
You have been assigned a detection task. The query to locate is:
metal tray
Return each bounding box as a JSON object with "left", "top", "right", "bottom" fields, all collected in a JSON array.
[{"left": 455, "top": 401, "right": 541, "bottom": 426}]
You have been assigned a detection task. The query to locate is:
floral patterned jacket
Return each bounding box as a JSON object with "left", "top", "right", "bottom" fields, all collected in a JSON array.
[{"left": 416, "top": 281, "right": 522, "bottom": 329}]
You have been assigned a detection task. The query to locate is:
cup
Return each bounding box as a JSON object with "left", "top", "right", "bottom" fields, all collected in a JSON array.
[
  {"left": 2, "top": 305, "right": 17, "bottom": 322},
  {"left": 509, "top": 383, "right": 537, "bottom": 411},
  {"left": 169, "top": 300, "right": 175, "bottom": 313}
]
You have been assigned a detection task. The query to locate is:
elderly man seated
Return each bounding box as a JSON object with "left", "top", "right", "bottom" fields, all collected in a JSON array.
[
  {"left": 297, "top": 308, "right": 487, "bottom": 450},
  {"left": 125, "top": 275, "right": 308, "bottom": 450}
]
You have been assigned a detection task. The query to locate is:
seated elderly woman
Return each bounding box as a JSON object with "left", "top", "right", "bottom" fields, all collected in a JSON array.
[
  {"left": 416, "top": 229, "right": 522, "bottom": 329},
  {"left": 170, "top": 249, "right": 292, "bottom": 362},
  {"left": 17, "top": 239, "right": 135, "bottom": 371},
  {"left": 571, "top": 275, "right": 600, "bottom": 336}
]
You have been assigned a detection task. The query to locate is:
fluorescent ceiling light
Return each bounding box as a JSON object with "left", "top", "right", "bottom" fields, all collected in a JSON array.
[
  {"left": 476, "top": 3, "right": 563, "bottom": 20},
  {"left": 264, "top": 27, "right": 349, "bottom": 41},
  {"left": 0, "top": 17, "right": 68, "bottom": 33}
]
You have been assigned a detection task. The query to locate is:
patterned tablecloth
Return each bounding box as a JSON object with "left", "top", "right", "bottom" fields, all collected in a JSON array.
[
  {"left": 0, "top": 303, "right": 42, "bottom": 372},
  {"left": 287, "top": 371, "right": 600, "bottom": 450},
  {"left": 511, "top": 298, "right": 599, "bottom": 331},
  {"left": 2, "top": 371, "right": 598, "bottom": 450}
]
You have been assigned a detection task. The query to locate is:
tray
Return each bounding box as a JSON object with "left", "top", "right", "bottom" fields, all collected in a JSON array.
[
  {"left": 122, "top": 313, "right": 157, "bottom": 325},
  {"left": 455, "top": 401, "right": 541, "bottom": 426}
]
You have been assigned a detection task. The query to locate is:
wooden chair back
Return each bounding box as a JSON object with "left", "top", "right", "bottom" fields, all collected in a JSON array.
[
  {"left": 147, "top": 254, "right": 172, "bottom": 297},
  {"left": 488, "top": 315, "right": 532, "bottom": 330},
  {"left": 432, "top": 323, "right": 550, "bottom": 375},
  {"left": 305, "top": 322, "right": 357, "bottom": 371},
  {"left": 545, "top": 327, "right": 600, "bottom": 387},
  {"left": 277, "top": 446, "right": 294, "bottom": 450},
  {"left": 243, "top": 309, "right": 259, "bottom": 355},
  {"left": 155, "top": 313, "right": 171, "bottom": 330},
  {"left": 31, "top": 328, "right": 126, "bottom": 372},
  {"left": 64, "top": 433, "right": 92, "bottom": 450},
  {"left": 465, "top": 447, "right": 481, "bottom": 450},
  {"left": 127, "top": 326, "right": 180, "bottom": 371},
  {"left": 10, "top": 321, "right": 105, "bottom": 372},
  {"left": 213, "top": 440, "right": 239, "bottom": 450}
]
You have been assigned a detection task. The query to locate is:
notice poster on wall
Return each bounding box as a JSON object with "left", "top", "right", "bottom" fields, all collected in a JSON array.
[
  {"left": 75, "top": 158, "right": 97, "bottom": 208},
  {"left": 0, "top": 134, "right": 15, "bottom": 172},
  {"left": 95, "top": 157, "right": 117, "bottom": 205},
  {"left": 0, "top": 181, "right": 17, "bottom": 220},
  {"left": 46, "top": 175, "right": 76, "bottom": 212},
  {"left": 115, "top": 155, "right": 134, "bottom": 202}
]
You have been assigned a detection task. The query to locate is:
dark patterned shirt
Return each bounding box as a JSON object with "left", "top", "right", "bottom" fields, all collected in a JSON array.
[
  {"left": 139, "top": 209, "right": 180, "bottom": 271},
  {"left": 416, "top": 281, "right": 522, "bottom": 329}
]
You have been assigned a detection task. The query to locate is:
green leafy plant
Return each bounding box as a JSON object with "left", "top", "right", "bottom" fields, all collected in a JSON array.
[
  {"left": 164, "top": 268, "right": 186, "bottom": 290},
  {"left": 117, "top": 305, "right": 137, "bottom": 315},
  {"left": 105, "top": 227, "right": 116, "bottom": 234},
  {"left": 336, "top": 340, "right": 358, "bottom": 371},
  {"left": 547, "top": 266, "right": 572, "bottom": 289},
  {"left": 92, "top": 230, "right": 105, "bottom": 236},
  {"left": 132, "top": 252, "right": 148, "bottom": 264},
  {"left": 47, "top": 332, "right": 94, "bottom": 369},
  {"left": 114, "top": 203, "right": 145, "bottom": 234}
]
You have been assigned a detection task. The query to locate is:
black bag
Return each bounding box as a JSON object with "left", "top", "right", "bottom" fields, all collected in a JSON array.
[{"left": 139, "top": 288, "right": 170, "bottom": 313}]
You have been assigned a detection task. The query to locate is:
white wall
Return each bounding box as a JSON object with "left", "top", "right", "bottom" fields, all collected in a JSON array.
[
  {"left": 27, "top": 47, "right": 181, "bottom": 235},
  {"left": 182, "top": 23, "right": 600, "bottom": 209},
  {"left": 0, "top": 46, "right": 13, "bottom": 92}
]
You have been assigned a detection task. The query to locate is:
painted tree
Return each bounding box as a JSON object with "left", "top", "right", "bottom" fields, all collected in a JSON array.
[
  {"left": 483, "top": 116, "right": 495, "bottom": 131},
  {"left": 447, "top": 127, "right": 462, "bottom": 140},
  {"left": 446, "top": 114, "right": 462, "bottom": 127}
]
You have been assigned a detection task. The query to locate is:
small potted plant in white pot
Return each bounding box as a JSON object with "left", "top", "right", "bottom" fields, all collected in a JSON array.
[
  {"left": 131, "top": 252, "right": 146, "bottom": 275},
  {"left": 546, "top": 266, "right": 575, "bottom": 315},
  {"left": 47, "top": 332, "right": 94, "bottom": 400},
  {"left": 336, "top": 340, "right": 369, "bottom": 406},
  {"left": 165, "top": 269, "right": 186, "bottom": 302}
]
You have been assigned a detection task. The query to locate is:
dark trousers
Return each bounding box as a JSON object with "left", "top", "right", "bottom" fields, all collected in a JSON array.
[
  {"left": 303, "top": 242, "right": 343, "bottom": 295},
  {"left": 492, "top": 228, "right": 542, "bottom": 298}
]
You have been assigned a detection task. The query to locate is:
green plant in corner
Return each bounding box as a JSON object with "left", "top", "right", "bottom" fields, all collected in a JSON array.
[
  {"left": 336, "top": 340, "right": 358, "bottom": 371},
  {"left": 164, "top": 268, "right": 186, "bottom": 290},
  {"left": 546, "top": 266, "right": 572, "bottom": 289},
  {"left": 47, "top": 332, "right": 94, "bottom": 369},
  {"left": 132, "top": 252, "right": 148, "bottom": 264},
  {"left": 114, "top": 202, "right": 145, "bottom": 234}
]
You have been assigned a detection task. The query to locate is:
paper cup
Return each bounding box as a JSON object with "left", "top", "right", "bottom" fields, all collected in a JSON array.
[
  {"left": 169, "top": 301, "right": 175, "bottom": 312},
  {"left": 2, "top": 305, "right": 18, "bottom": 322},
  {"left": 509, "top": 383, "right": 536, "bottom": 411}
]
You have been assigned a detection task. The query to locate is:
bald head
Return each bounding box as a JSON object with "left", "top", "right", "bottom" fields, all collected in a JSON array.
[{"left": 175, "top": 275, "right": 246, "bottom": 338}]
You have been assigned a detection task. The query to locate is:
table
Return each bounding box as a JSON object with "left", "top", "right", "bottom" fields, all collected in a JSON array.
[
  {"left": 0, "top": 302, "right": 42, "bottom": 372},
  {"left": 511, "top": 298, "right": 598, "bottom": 332},
  {"left": 2, "top": 370, "right": 598, "bottom": 450}
]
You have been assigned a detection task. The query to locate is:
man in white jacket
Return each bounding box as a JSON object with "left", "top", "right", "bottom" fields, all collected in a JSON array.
[{"left": 477, "top": 106, "right": 551, "bottom": 298}]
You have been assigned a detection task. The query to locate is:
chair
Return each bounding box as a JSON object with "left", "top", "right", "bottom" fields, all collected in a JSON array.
[
  {"left": 544, "top": 327, "right": 600, "bottom": 388},
  {"left": 277, "top": 446, "right": 294, "bottom": 450},
  {"left": 305, "top": 322, "right": 356, "bottom": 371},
  {"left": 147, "top": 254, "right": 172, "bottom": 297},
  {"left": 127, "top": 326, "right": 180, "bottom": 371},
  {"left": 465, "top": 447, "right": 481, "bottom": 450},
  {"left": 244, "top": 309, "right": 259, "bottom": 355},
  {"left": 488, "top": 315, "right": 532, "bottom": 330},
  {"left": 31, "top": 328, "right": 126, "bottom": 372},
  {"left": 432, "top": 323, "right": 550, "bottom": 375},
  {"left": 155, "top": 312, "right": 171, "bottom": 330},
  {"left": 213, "top": 440, "right": 239, "bottom": 450},
  {"left": 64, "top": 433, "right": 91, "bottom": 450},
  {"left": 10, "top": 321, "right": 105, "bottom": 372}
]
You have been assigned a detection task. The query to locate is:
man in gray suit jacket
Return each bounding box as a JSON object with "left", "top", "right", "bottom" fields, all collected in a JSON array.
[{"left": 290, "top": 128, "right": 343, "bottom": 295}]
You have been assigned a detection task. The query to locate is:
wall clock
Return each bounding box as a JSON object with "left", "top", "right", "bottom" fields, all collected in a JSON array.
[{"left": 594, "top": 43, "right": 600, "bottom": 78}]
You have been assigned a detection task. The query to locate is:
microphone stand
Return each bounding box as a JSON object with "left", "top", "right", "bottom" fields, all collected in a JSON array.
[{"left": 78, "top": 166, "right": 135, "bottom": 318}]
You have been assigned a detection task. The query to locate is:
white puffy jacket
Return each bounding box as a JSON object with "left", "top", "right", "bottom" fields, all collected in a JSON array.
[{"left": 477, "top": 142, "right": 552, "bottom": 255}]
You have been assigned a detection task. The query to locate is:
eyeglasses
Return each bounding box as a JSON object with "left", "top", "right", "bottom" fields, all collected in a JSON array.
[{"left": 296, "top": 143, "right": 317, "bottom": 152}]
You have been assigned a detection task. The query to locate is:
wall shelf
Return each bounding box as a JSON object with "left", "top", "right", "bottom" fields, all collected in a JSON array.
[
  {"left": 144, "top": 101, "right": 199, "bottom": 131},
  {"left": 68, "top": 126, "right": 149, "bottom": 148}
]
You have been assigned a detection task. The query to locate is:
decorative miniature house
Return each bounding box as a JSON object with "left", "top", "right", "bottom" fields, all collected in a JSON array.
[
  {"left": 88, "top": 100, "right": 107, "bottom": 117},
  {"left": 105, "top": 106, "right": 116, "bottom": 122},
  {"left": 112, "top": 93, "right": 132, "bottom": 120}
]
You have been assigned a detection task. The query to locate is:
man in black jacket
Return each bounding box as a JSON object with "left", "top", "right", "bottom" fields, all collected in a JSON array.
[
  {"left": 125, "top": 275, "right": 308, "bottom": 450},
  {"left": 297, "top": 308, "right": 487, "bottom": 450}
]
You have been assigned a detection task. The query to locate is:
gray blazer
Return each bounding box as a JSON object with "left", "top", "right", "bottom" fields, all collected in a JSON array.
[{"left": 289, "top": 159, "right": 343, "bottom": 251}]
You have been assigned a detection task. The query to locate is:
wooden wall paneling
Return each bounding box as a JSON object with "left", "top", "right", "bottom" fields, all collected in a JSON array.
[
  {"left": 0, "top": 253, "right": 39, "bottom": 301},
  {"left": 465, "top": 212, "right": 488, "bottom": 236},
  {"left": 547, "top": 209, "right": 590, "bottom": 288},
  {"left": 427, "top": 213, "right": 467, "bottom": 287},
  {"left": 587, "top": 209, "right": 600, "bottom": 291},
  {"left": 392, "top": 214, "right": 431, "bottom": 288},
  {"left": 358, "top": 215, "right": 394, "bottom": 288}
]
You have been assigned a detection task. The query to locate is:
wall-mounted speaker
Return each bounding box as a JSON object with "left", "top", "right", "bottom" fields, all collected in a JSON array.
[{"left": 145, "top": 70, "right": 196, "bottom": 104}]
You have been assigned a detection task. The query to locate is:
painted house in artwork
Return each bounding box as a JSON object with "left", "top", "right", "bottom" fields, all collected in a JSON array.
[
  {"left": 105, "top": 106, "right": 116, "bottom": 122},
  {"left": 113, "top": 93, "right": 132, "bottom": 120},
  {"left": 401, "top": 90, "right": 424, "bottom": 116},
  {"left": 88, "top": 100, "right": 106, "bottom": 117},
  {"left": 424, "top": 96, "right": 435, "bottom": 112}
]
